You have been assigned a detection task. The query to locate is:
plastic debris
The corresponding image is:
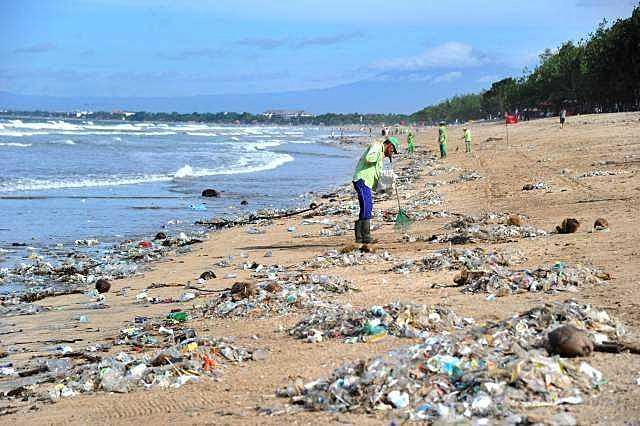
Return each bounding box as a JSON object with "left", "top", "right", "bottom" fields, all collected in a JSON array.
[
  {"left": 283, "top": 300, "right": 624, "bottom": 422},
  {"left": 200, "top": 270, "right": 354, "bottom": 319},
  {"left": 456, "top": 261, "right": 609, "bottom": 296},
  {"left": 299, "top": 248, "right": 394, "bottom": 270},
  {"left": 405, "top": 212, "right": 547, "bottom": 244},
  {"left": 522, "top": 182, "right": 549, "bottom": 190},
  {"left": 392, "top": 247, "right": 524, "bottom": 275},
  {"left": 289, "top": 302, "right": 468, "bottom": 343}
]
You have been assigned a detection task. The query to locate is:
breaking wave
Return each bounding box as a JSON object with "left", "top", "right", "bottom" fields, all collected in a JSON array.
[
  {"left": 0, "top": 154, "right": 294, "bottom": 193},
  {"left": 0, "top": 142, "right": 32, "bottom": 147}
]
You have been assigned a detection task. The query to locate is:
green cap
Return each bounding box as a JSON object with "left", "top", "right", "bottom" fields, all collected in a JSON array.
[{"left": 386, "top": 137, "right": 399, "bottom": 153}]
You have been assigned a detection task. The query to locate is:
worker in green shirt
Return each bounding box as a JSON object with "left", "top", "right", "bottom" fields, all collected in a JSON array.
[
  {"left": 352, "top": 136, "right": 398, "bottom": 243},
  {"left": 407, "top": 131, "right": 415, "bottom": 154},
  {"left": 438, "top": 122, "right": 447, "bottom": 159},
  {"left": 462, "top": 127, "right": 472, "bottom": 153}
]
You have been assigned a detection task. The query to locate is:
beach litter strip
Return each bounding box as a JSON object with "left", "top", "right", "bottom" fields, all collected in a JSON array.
[
  {"left": 278, "top": 300, "right": 626, "bottom": 423},
  {"left": 199, "top": 269, "right": 355, "bottom": 319},
  {"left": 404, "top": 212, "right": 547, "bottom": 244},
  {"left": 392, "top": 247, "right": 525, "bottom": 275},
  {"left": 0, "top": 311, "right": 264, "bottom": 407},
  {"left": 288, "top": 302, "right": 470, "bottom": 344}
]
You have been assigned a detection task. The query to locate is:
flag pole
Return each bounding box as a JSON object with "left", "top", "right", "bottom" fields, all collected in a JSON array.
[{"left": 505, "top": 117, "right": 509, "bottom": 146}]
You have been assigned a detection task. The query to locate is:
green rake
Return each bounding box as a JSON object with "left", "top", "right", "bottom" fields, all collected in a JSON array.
[{"left": 394, "top": 183, "right": 413, "bottom": 232}]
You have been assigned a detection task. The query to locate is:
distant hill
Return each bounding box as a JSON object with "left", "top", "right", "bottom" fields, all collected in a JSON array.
[{"left": 0, "top": 70, "right": 496, "bottom": 114}]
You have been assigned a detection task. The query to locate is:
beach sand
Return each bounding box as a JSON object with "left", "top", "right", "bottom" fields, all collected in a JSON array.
[{"left": 2, "top": 112, "right": 640, "bottom": 424}]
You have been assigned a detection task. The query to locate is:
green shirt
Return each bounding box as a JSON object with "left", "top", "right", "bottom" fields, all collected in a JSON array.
[
  {"left": 353, "top": 140, "right": 383, "bottom": 189},
  {"left": 464, "top": 129, "right": 472, "bottom": 142},
  {"left": 438, "top": 126, "right": 447, "bottom": 144},
  {"left": 407, "top": 133, "right": 414, "bottom": 145}
]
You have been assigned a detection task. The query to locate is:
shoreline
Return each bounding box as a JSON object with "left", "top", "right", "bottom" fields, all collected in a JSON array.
[
  {"left": 0, "top": 132, "right": 370, "bottom": 296},
  {"left": 1, "top": 112, "right": 640, "bottom": 424}
]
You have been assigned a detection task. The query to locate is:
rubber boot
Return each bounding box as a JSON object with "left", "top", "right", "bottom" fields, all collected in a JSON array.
[
  {"left": 354, "top": 220, "right": 363, "bottom": 243},
  {"left": 361, "top": 219, "right": 378, "bottom": 244}
]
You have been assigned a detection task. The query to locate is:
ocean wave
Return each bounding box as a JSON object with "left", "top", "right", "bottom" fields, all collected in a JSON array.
[
  {"left": 0, "top": 154, "right": 294, "bottom": 192},
  {"left": 0, "top": 130, "right": 50, "bottom": 137},
  {"left": 244, "top": 141, "right": 283, "bottom": 150},
  {"left": 0, "top": 142, "right": 32, "bottom": 147},
  {"left": 0, "top": 120, "right": 326, "bottom": 142},
  {"left": 172, "top": 153, "right": 293, "bottom": 179},
  {"left": 0, "top": 175, "right": 172, "bottom": 192},
  {"left": 186, "top": 132, "right": 218, "bottom": 137}
]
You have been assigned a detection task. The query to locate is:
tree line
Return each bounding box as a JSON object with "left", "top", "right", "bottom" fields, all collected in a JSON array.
[
  {"left": 482, "top": 5, "right": 639, "bottom": 117},
  {"left": 414, "top": 5, "right": 640, "bottom": 122}
]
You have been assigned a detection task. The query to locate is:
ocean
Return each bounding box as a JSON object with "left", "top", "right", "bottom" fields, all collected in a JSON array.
[{"left": 0, "top": 118, "right": 363, "bottom": 284}]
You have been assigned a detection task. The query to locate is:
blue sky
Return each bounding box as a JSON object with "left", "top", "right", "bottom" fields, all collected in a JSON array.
[{"left": 0, "top": 0, "right": 637, "bottom": 111}]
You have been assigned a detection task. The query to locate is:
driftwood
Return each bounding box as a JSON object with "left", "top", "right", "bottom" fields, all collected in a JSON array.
[
  {"left": 594, "top": 341, "right": 640, "bottom": 355},
  {"left": 13, "top": 338, "right": 83, "bottom": 346},
  {"left": 146, "top": 282, "right": 185, "bottom": 289},
  {"left": 574, "top": 197, "right": 632, "bottom": 205},
  {"left": 17, "top": 365, "right": 48, "bottom": 378},
  {"left": 195, "top": 203, "right": 322, "bottom": 229},
  {"left": 19, "top": 289, "right": 84, "bottom": 303}
]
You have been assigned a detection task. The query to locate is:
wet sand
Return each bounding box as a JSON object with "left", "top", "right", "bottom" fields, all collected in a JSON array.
[{"left": 1, "top": 112, "right": 640, "bottom": 424}]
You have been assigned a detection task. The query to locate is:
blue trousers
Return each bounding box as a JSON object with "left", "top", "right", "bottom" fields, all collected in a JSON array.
[{"left": 353, "top": 179, "right": 373, "bottom": 220}]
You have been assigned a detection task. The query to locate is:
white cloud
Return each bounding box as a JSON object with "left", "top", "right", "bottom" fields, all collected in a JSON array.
[
  {"left": 432, "top": 71, "right": 462, "bottom": 84},
  {"left": 477, "top": 74, "right": 498, "bottom": 84},
  {"left": 372, "top": 42, "right": 489, "bottom": 71}
]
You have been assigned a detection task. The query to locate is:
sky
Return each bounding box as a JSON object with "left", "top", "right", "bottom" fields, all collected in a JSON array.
[{"left": 0, "top": 0, "right": 637, "bottom": 112}]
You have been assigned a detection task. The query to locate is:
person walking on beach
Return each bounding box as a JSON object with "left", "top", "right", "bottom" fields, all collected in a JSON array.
[
  {"left": 407, "top": 130, "right": 415, "bottom": 154},
  {"left": 352, "top": 136, "right": 398, "bottom": 243},
  {"left": 438, "top": 121, "right": 448, "bottom": 159},
  {"left": 560, "top": 108, "right": 567, "bottom": 128},
  {"left": 462, "top": 127, "right": 472, "bottom": 153}
]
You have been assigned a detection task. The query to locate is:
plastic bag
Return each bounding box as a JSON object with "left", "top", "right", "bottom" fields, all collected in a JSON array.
[{"left": 376, "top": 168, "right": 397, "bottom": 194}]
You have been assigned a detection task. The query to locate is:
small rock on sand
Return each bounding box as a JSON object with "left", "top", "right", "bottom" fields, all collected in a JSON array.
[
  {"left": 556, "top": 218, "right": 580, "bottom": 234},
  {"left": 594, "top": 217, "right": 609, "bottom": 230},
  {"left": 201, "top": 189, "right": 220, "bottom": 197},
  {"left": 199, "top": 270, "right": 216, "bottom": 280},
  {"left": 95, "top": 278, "right": 111, "bottom": 294},
  {"left": 506, "top": 214, "right": 523, "bottom": 226}
]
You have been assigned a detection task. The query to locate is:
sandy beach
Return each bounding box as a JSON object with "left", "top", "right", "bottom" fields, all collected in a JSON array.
[{"left": 2, "top": 112, "right": 640, "bottom": 424}]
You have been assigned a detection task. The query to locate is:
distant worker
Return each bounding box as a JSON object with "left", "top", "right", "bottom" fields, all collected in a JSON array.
[
  {"left": 560, "top": 108, "right": 567, "bottom": 129},
  {"left": 407, "top": 131, "right": 415, "bottom": 154},
  {"left": 438, "top": 121, "right": 448, "bottom": 159},
  {"left": 352, "top": 136, "right": 398, "bottom": 243},
  {"left": 462, "top": 127, "right": 472, "bottom": 153}
]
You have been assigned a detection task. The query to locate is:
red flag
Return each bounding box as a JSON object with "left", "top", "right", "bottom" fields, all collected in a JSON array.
[{"left": 505, "top": 115, "right": 518, "bottom": 124}]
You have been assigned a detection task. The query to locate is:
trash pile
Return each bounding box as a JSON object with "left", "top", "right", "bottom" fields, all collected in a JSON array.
[
  {"left": 427, "top": 165, "right": 460, "bottom": 177},
  {"left": 576, "top": 170, "right": 627, "bottom": 179},
  {"left": 281, "top": 300, "right": 622, "bottom": 423},
  {"left": 2, "top": 334, "right": 261, "bottom": 405},
  {"left": 522, "top": 182, "right": 549, "bottom": 191},
  {"left": 395, "top": 155, "right": 437, "bottom": 187},
  {"left": 392, "top": 247, "right": 524, "bottom": 275},
  {"left": 295, "top": 218, "right": 350, "bottom": 238},
  {"left": 200, "top": 271, "right": 355, "bottom": 319},
  {"left": 299, "top": 248, "right": 394, "bottom": 270},
  {"left": 405, "top": 212, "right": 547, "bottom": 244},
  {"left": 457, "top": 261, "right": 610, "bottom": 296},
  {"left": 1, "top": 231, "right": 206, "bottom": 299},
  {"left": 382, "top": 189, "right": 445, "bottom": 223},
  {"left": 0, "top": 296, "right": 50, "bottom": 317},
  {"left": 449, "top": 171, "right": 483, "bottom": 184},
  {"left": 1, "top": 302, "right": 266, "bottom": 408},
  {"left": 289, "top": 302, "right": 468, "bottom": 343}
]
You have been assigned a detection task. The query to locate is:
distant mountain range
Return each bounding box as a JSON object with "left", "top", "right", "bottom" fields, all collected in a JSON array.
[{"left": 0, "top": 71, "right": 498, "bottom": 114}]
